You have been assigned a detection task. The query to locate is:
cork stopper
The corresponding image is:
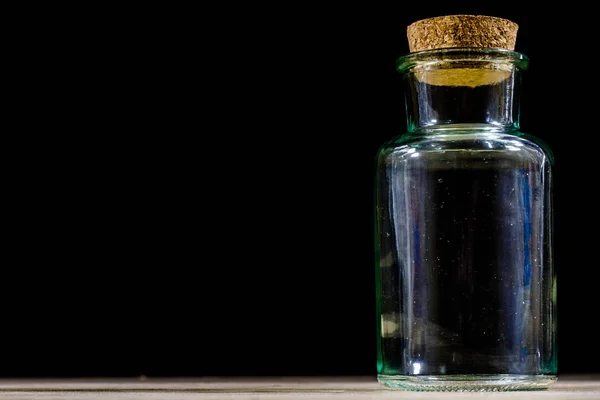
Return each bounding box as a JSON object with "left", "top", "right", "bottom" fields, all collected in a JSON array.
[
  {"left": 403, "top": 15, "right": 519, "bottom": 87},
  {"left": 407, "top": 15, "right": 518, "bottom": 53}
]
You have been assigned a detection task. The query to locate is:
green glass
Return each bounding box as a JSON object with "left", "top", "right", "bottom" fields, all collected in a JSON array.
[{"left": 374, "top": 48, "right": 557, "bottom": 391}]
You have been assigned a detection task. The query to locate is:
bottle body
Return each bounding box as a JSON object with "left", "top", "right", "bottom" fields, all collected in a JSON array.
[
  {"left": 375, "top": 129, "right": 556, "bottom": 390},
  {"left": 375, "top": 49, "right": 556, "bottom": 391}
]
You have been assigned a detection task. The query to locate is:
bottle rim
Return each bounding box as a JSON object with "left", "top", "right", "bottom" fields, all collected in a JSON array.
[{"left": 396, "top": 48, "right": 529, "bottom": 74}]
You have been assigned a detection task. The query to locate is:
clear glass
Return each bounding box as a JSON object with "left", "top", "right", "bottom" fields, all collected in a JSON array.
[{"left": 375, "top": 49, "right": 556, "bottom": 391}]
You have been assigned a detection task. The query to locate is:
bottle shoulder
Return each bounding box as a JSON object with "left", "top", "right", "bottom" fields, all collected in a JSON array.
[
  {"left": 376, "top": 130, "right": 553, "bottom": 166},
  {"left": 514, "top": 132, "right": 555, "bottom": 165}
]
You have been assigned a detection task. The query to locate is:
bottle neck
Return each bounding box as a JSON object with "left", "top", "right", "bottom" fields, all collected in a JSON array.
[{"left": 398, "top": 49, "right": 527, "bottom": 134}]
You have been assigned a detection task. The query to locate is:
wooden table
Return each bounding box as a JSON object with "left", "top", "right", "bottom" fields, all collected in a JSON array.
[{"left": 0, "top": 375, "right": 598, "bottom": 399}]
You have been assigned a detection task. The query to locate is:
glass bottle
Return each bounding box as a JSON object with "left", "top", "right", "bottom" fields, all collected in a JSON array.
[{"left": 374, "top": 16, "right": 556, "bottom": 391}]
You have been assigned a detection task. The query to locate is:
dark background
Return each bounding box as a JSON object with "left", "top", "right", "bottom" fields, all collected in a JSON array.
[{"left": 4, "top": 2, "right": 599, "bottom": 377}]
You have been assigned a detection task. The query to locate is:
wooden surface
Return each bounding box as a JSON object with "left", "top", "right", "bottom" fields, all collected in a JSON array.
[{"left": 0, "top": 375, "right": 598, "bottom": 399}]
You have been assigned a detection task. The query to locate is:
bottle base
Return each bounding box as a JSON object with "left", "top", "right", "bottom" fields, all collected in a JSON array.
[{"left": 377, "top": 374, "right": 557, "bottom": 391}]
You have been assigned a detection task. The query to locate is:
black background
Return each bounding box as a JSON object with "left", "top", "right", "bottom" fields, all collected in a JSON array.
[{"left": 5, "top": 2, "right": 599, "bottom": 377}]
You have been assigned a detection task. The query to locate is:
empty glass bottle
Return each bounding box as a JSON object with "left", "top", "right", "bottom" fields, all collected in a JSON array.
[{"left": 374, "top": 16, "right": 556, "bottom": 391}]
